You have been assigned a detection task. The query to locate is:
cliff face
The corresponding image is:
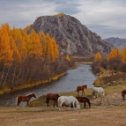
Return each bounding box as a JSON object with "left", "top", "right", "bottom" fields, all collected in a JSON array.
[
  {"left": 104, "top": 37, "right": 126, "bottom": 49},
  {"left": 31, "top": 14, "right": 112, "bottom": 57}
]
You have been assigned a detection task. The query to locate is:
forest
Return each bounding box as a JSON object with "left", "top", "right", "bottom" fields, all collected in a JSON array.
[
  {"left": 0, "top": 24, "right": 69, "bottom": 90},
  {"left": 92, "top": 48, "right": 126, "bottom": 74}
]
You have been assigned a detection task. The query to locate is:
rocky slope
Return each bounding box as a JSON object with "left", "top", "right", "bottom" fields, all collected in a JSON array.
[
  {"left": 30, "top": 13, "right": 112, "bottom": 57},
  {"left": 105, "top": 37, "right": 126, "bottom": 49}
]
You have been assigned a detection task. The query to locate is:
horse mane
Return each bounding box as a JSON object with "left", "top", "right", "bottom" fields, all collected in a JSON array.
[{"left": 27, "top": 93, "right": 36, "bottom": 97}]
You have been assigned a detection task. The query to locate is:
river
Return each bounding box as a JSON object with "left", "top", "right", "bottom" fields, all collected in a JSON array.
[{"left": 0, "top": 64, "right": 96, "bottom": 106}]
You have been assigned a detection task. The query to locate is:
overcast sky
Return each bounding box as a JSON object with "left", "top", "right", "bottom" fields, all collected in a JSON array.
[{"left": 0, "top": 0, "right": 126, "bottom": 38}]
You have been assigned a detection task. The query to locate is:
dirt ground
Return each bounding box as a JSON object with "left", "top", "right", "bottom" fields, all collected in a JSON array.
[{"left": 0, "top": 106, "right": 126, "bottom": 126}]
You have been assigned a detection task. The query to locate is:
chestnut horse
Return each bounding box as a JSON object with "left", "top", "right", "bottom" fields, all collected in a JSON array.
[
  {"left": 76, "top": 96, "right": 91, "bottom": 108},
  {"left": 17, "top": 93, "right": 36, "bottom": 106},
  {"left": 76, "top": 85, "right": 87, "bottom": 96},
  {"left": 46, "top": 93, "right": 60, "bottom": 107},
  {"left": 121, "top": 90, "right": 126, "bottom": 100}
]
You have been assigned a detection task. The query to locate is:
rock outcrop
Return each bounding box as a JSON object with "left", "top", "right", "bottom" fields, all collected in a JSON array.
[{"left": 31, "top": 13, "right": 112, "bottom": 57}]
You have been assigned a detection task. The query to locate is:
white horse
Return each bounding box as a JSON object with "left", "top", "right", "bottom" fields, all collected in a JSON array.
[
  {"left": 92, "top": 87, "right": 105, "bottom": 98},
  {"left": 58, "top": 96, "right": 80, "bottom": 110}
]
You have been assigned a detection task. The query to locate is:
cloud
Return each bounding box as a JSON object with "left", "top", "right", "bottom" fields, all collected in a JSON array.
[{"left": 0, "top": 0, "right": 125, "bottom": 38}]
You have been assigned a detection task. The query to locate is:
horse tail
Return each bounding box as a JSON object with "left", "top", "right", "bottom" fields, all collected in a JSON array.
[
  {"left": 17, "top": 97, "right": 20, "bottom": 106},
  {"left": 46, "top": 97, "right": 49, "bottom": 106},
  {"left": 87, "top": 99, "right": 91, "bottom": 108}
]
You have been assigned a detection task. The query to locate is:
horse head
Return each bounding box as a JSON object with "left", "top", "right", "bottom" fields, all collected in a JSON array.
[
  {"left": 82, "top": 85, "right": 87, "bottom": 89},
  {"left": 30, "top": 93, "right": 36, "bottom": 98}
]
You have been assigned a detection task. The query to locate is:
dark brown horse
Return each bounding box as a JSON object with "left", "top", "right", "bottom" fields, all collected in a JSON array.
[
  {"left": 76, "top": 96, "right": 91, "bottom": 108},
  {"left": 46, "top": 93, "right": 60, "bottom": 107},
  {"left": 121, "top": 90, "right": 126, "bottom": 100},
  {"left": 76, "top": 85, "right": 87, "bottom": 96},
  {"left": 17, "top": 93, "right": 36, "bottom": 106}
]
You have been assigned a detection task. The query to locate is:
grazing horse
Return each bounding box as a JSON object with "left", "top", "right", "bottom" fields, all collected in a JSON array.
[
  {"left": 92, "top": 87, "right": 105, "bottom": 98},
  {"left": 46, "top": 93, "right": 60, "bottom": 107},
  {"left": 17, "top": 93, "right": 36, "bottom": 106},
  {"left": 76, "top": 96, "right": 91, "bottom": 108},
  {"left": 121, "top": 90, "right": 126, "bottom": 100},
  {"left": 76, "top": 85, "right": 87, "bottom": 96},
  {"left": 58, "top": 96, "right": 80, "bottom": 110}
]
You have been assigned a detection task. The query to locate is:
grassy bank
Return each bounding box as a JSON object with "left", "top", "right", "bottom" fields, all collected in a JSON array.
[
  {"left": 0, "top": 72, "right": 66, "bottom": 96},
  {"left": 94, "top": 70, "right": 126, "bottom": 87},
  {"left": 29, "top": 77, "right": 126, "bottom": 108}
]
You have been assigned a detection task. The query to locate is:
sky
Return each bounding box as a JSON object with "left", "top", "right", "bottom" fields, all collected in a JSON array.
[{"left": 0, "top": 0, "right": 126, "bottom": 38}]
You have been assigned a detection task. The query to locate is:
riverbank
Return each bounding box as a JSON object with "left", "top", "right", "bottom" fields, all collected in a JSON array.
[
  {"left": 0, "top": 72, "right": 66, "bottom": 96},
  {"left": 93, "top": 70, "right": 126, "bottom": 87}
]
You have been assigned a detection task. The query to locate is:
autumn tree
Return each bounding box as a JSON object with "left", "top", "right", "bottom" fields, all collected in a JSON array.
[
  {"left": 0, "top": 24, "right": 13, "bottom": 65},
  {"left": 108, "top": 48, "right": 120, "bottom": 61},
  {"left": 94, "top": 52, "right": 102, "bottom": 62},
  {"left": 121, "top": 48, "right": 126, "bottom": 63}
]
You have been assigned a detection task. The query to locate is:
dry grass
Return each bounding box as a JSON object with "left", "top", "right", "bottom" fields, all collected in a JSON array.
[{"left": 0, "top": 106, "right": 126, "bottom": 126}]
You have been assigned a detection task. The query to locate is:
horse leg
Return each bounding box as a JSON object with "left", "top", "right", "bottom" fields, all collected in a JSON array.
[
  {"left": 17, "top": 99, "right": 20, "bottom": 106},
  {"left": 58, "top": 102, "right": 63, "bottom": 111},
  {"left": 46, "top": 98, "right": 49, "bottom": 106},
  {"left": 53, "top": 100, "right": 56, "bottom": 107},
  {"left": 82, "top": 90, "right": 83, "bottom": 96},
  {"left": 27, "top": 100, "right": 29, "bottom": 106},
  {"left": 88, "top": 100, "right": 91, "bottom": 108},
  {"left": 84, "top": 90, "right": 85, "bottom": 96},
  {"left": 84, "top": 102, "right": 86, "bottom": 108},
  {"left": 122, "top": 93, "right": 125, "bottom": 100}
]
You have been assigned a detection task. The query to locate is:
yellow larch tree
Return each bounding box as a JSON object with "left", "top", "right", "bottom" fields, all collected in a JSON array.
[
  {"left": 94, "top": 52, "right": 102, "bottom": 62},
  {"left": 108, "top": 48, "right": 120, "bottom": 61}
]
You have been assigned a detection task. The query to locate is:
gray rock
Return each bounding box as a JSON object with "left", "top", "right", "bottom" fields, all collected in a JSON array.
[{"left": 31, "top": 14, "right": 112, "bottom": 57}]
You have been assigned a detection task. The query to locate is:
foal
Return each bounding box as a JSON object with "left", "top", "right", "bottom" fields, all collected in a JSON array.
[
  {"left": 17, "top": 93, "right": 36, "bottom": 106},
  {"left": 76, "top": 85, "right": 87, "bottom": 96},
  {"left": 76, "top": 96, "right": 91, "bottom": 108}
]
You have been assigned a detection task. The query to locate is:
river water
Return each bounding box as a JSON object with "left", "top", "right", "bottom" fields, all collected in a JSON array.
[{"left": 0, "top": 64, "right": 96, "bottom": 106}]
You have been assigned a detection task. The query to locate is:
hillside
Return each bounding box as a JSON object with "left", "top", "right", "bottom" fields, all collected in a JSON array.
[
  {"left": 104, "top": 37, "right": 126, "bottom": 49},
  {"left": 30, "top": 13, "right": 112, "bottom": 57}
]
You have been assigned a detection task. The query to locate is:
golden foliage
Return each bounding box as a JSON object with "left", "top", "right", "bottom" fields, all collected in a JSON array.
[
  {"left": 121, "top": 48, "right": 126, "bottom": 63},
  {"left": 108, "top": 48, "right": 120, "bottom": 61},
  {"left": 94, "top": 52, "right": 102, "bottom": 62},
  {"left": 0, "top": 24, "right": 59, "bottom": 65}
]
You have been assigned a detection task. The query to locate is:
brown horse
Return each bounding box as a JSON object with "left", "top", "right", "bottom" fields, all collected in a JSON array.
[
  {"left": 46, "top": 93, "right": 60, "bottom": 107},
  {"left": 76, "top": 85, "right": 87, "bottom": 96},
  {"left": 17, "top": 93, "right": 36, "bottom": 106},
  {"left": 121, "top": 90, "right": 126, "bottom": 100},
  {"left": 76, "top": 96, "right": 91, "bottom": 108}
]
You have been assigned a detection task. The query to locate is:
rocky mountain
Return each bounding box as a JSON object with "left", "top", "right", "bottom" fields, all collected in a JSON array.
[
  {"left": 30, "top": 13, "right": 112, "bottom": 57},
  {"left": 104, "top": 37, "right": 126, "bottom": 49}
]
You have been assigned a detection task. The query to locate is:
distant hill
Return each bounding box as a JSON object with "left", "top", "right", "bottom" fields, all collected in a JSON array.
[
  {"left": 104, "top": 37, "right": 126, "bottom": 49},
  {"left": 29, "top": 13, "right": 112, "bottom": 57}
]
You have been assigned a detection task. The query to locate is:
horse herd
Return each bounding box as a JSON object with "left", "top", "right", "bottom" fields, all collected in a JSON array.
[{"left": 17, "top": 84, "right": 126, "bottom": 110}]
